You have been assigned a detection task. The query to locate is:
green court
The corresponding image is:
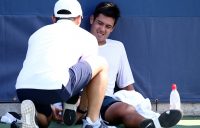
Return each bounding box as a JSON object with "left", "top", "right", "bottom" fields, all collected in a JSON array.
[{"left": 0, "top": 116, "right": 199, "bottom": 128}]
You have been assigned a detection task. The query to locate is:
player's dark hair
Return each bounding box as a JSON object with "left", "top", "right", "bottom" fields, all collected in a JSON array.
[{"left": 93, "top": 2, "right": 120, "bottom": 26}]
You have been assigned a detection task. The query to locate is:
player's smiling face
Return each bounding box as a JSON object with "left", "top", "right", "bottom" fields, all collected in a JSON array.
[{"left": 90, "top": 14, "right": 115, "bottom": 45}]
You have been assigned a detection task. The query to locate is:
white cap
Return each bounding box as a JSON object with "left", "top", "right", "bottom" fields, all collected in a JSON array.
[{"left": 54, "top": 0, "right": 82, "bottom": 18}]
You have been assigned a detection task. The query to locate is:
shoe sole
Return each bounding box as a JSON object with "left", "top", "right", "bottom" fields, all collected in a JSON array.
[
  {"left": 21, "top": 100, "right": 38, "bottom": 128},
  {"left": 63, "top": 103, "right": 76, "bottom": 125},
  {"left": 159, "top": 109, "right": 182, "bottom": 127}
]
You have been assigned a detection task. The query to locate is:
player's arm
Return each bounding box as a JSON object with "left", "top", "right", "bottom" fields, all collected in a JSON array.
[{"left": 122, "top": 84, "right": 135, "bottom": 91}]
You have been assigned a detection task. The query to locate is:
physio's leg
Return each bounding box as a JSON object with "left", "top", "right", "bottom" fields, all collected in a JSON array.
[
  {"left": 36, "top": 113, "right": 52, "bottom": 128},
  {"left": 34, "top": 103, "right": 54, "bottom": 128},
  {"left": 83, "top": 56, "right": 108, "bottom": 122},
  {"left": 18, "top": 90, "right": 54, "bottom": 128},
  {"left": 105, "top": 102, "right": 145, "bottom": 128},
  {"left": 79, "top": 89, "right": 88, "bottom": 112},
  {"left": 76, "top": 89, "right": 88, "bottom": 121}
]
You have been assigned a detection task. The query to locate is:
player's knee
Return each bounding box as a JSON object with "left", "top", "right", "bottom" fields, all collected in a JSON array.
[{"left": 120, "top": 104, "right": 136, "bottom": 116}]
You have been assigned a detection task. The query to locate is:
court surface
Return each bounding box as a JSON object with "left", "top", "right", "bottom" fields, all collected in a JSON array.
[{"left": 0, "top": 116, "right": 199, "bottom": 128}]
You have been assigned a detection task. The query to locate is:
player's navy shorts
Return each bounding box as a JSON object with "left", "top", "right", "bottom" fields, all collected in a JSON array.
[
  {"left": 17, "top": 61, "right": 92, "bottom": 117},
  {"left": 100, "top": 96, "right": 121, "bottom": 120}
]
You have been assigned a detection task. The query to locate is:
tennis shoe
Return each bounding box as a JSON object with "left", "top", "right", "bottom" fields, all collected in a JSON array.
[{"left": 21, "top": 100, "right": 38, "bottom": 128}]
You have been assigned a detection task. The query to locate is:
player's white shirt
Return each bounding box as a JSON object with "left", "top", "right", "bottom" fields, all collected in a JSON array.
[
  {"left": 16, "top": 20, "right": 98, "bottom": 90},
  {"left": 98, "top": 39, "right": 134, "bottom": 96}
]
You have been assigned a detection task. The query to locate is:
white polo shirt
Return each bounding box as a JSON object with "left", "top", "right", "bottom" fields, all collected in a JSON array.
[
  {"left": 98, "top": 39, "right": 135, "bottom": 96},
  {"left": 16, "top": 20, "right": 98, "bottom": 90}
]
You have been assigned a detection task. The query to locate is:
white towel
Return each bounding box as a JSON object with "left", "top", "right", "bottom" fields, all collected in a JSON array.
[{"left": 113, "top": 90, "right": 160, "bottom": 119}]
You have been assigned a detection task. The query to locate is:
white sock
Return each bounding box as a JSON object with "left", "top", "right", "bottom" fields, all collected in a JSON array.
[{"left": 86, "top": 117, "right": 101, "bottom": 127}]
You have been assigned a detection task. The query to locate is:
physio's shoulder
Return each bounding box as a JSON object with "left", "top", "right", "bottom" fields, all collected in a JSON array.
[
  {"left": 29, "top": 24, "right": 52, "bottom": 37},
  {"left": 80, "top": 27, "right": 96, "bottom": 39}
]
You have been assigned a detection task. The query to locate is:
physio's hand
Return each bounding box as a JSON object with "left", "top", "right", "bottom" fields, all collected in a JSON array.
[{"left": 51, "top": 105, "right": 63, "bottom": 122}]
